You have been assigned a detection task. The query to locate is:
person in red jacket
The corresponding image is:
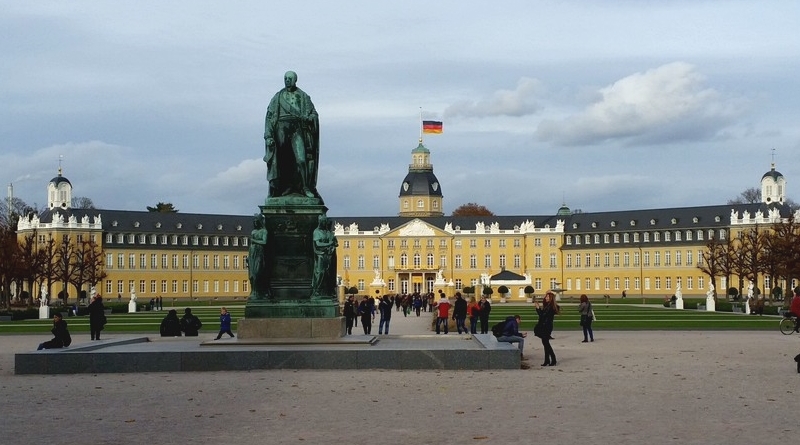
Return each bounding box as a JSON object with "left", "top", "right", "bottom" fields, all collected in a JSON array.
[
  {"left": 435, "top": 292, "right": 451, "bottom": 334},
  {"left": 789, "top": 287, "right": 800, "bottom": 332}
]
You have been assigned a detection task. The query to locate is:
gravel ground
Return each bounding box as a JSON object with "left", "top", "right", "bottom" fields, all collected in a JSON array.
[{"left": 2, "top": 313, "right": 799, "bottom": 444}]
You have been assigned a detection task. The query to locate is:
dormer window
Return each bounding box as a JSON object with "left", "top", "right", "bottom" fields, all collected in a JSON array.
[
  {"left": 692, "top": 217, "right": 698, "bottom": 223},
  {"left": 591, "top": 222, "right": 597, "bottom": 228},
  {"left": 671, "top": 218, "right": 677, "bottom": 225},
  {"left": 630, "top": 220, "right": 636, "bottom": 226},
  {"left": 610, "top": 221, "right": 616, "bottom": 227},
  {"left": 650, "top": 219, "right": 656, "bottom": 225},
  {"left": 176, "top": 223, "right": 182, "bottom": 229},
  {"left": 134, "top": 221, "right": 140, "bottom": 228}
]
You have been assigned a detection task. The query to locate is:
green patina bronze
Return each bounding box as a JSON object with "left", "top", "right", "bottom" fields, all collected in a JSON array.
[{"left": 245, "top": 71, "right": 339, "bottom": 319}]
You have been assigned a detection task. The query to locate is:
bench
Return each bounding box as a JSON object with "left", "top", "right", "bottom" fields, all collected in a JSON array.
[
  {"left": 731, "top": 304, "right": 742, "bottom": 313},
  {"left": 697, "top": 304, "right": 706, "bottom": 311},
  {"left": 0, "top": 315, "right": 12, "bottom": 322},
  {"left": 104, "top": 309, "right": 113, "bottom": 316}
]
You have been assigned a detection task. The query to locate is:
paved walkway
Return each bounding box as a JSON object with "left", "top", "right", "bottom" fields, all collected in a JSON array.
[{"left": 3, "top": 313, "right": 799, "bottom": 444}]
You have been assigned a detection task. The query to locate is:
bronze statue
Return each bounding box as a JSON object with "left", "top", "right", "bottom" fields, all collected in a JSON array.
[
  {"left": 248, "top": 214, "right": 270, "bottom": 298},
  {"left": 311, "top": 214, "right": 337, "bottom": 298},
  {"left": 264, "top": 71, "right": 320, "bottom": 198}
]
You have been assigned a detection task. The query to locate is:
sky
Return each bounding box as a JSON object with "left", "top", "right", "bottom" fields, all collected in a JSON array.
[{"left": 3, "top": 1, "right": 800, "bottom": 218}]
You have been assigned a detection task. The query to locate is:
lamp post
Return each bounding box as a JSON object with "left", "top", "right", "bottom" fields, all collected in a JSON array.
[{"left": 638, "top": 245, "right": 644, "bottom": 303}]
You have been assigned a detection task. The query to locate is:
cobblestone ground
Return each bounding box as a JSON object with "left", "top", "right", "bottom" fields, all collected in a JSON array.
[{"left": 2, "top": 313, "right": 798, "bottom": 444}]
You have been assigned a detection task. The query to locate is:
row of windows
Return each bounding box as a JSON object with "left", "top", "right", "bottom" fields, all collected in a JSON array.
[
  {"left": 105, "top": 279, "right": 249, "bottom": 295},
  {"left": 566, "top": 229, "right": 725, "bottom": 246},
  {"left": 340, "top": 238, "right": 539, "bottom": 249},
  {"left": 105, "top": 233, "right": 249, "bottom": 247},
  {"left": 401, "top": 199, "right": 440, "bottom": 209},
  {"left": 564, "top": 251, "right": 704, "bottom": 268},
  {"left": 106, "top": 253, "right": 246, "bottom": 270},
  {"left": 563, "top": 276, "right": 707, "bottom": 292}
]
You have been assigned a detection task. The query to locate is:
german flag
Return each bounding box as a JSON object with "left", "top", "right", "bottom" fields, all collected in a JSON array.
[{"left": 422, "top": 120, "right": 443, "bottom": 134}]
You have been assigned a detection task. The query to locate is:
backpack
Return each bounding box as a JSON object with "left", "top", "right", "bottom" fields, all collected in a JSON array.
[{"left": 491, "top": 320, "right": 507, "bottom": 338}]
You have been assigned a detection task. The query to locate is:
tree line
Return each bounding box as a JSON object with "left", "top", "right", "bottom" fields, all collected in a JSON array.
[{"left": 698, "top": 215, "right": 800, "bottom": 301}]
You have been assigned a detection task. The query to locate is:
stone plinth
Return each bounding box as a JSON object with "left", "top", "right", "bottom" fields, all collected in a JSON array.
[
  {"left": 39, "top": 306, "right": 50, "bottom": 319},
  {"left": 128, "top": 301, "right": 137, "bottom": 313},
  {"left": 237, "top": 317, "right": 345, "bottom": 339}
]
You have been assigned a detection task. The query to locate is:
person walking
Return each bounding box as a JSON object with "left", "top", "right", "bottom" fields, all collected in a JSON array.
[
  {"left": 435, "top": 293, "right": 451, "bottom": 334},
  {"left": 214, "top": 307, "right": 235, "bottom": 340},
  {"left": 378, "top": 295, "right": 392, "bottom": 334},
  {"left": 180, "top": 307, "right": 203, "bottom": 336},
  {"left": 535, "top": 291, "right": 560, "bottom": 366},
  {"left": 87, "top": 295, "right": 106, "bottom": 341},
  {"left": 343, "top": 294, "right": 356, "bottom": 335},
  {"left": 578, "top": 294, "right": 594, "bottom": 342},
  {"left": 478, "top": 295, "right": 491, "bottom": 334},
  {"left": 453, "top": 292, "right": 468, "bottom": 334},
  {"left": 358, "top": 296, "right": 372, "bottom": 335}
]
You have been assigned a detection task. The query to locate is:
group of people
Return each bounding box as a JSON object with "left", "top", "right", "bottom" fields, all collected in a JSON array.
[
  {"left": 343, "top": 291, "right": 391, "bottom": 335},
  {"left": 37, "top": 306, "right": 235, "bottom": 350},
  {"left": 494, "top": 292, "right": 561, "bottom": 366}
]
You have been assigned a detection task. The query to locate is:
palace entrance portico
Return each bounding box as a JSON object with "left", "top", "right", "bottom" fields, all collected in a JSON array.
[{"left": 396, "top": 271, "right": 437, "bottom": 294}]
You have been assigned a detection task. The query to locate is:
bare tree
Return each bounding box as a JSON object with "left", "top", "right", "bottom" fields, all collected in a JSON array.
[
  {"left": 727, "top": 187, "right": 761, "bottom": 205},
  {"left": 70, "top": 196, "right": 96, "bottom": 209},
  {"left": 69, "top": 240, "right": 107, "bottom": 299},
  {"left": 698, "top": 235, "right": 725, "bottom": 299},
  {"left": 52, "top": 235, "right": 78, "bottom": 305}
]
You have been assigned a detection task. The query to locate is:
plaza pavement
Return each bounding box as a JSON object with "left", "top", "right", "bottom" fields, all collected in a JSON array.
[{"left": 1, "top": 308, "right": 798, "bottom": 444}]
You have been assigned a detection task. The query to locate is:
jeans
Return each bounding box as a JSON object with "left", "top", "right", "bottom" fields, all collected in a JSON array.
[
  {"left": 498, "top": 335, "right": 524, "bottom": 353},
  {"left": 469, "top": 316, "right": 478, "bottom": 334},
  {"left": 582, "top": 319, "right": 594, "bottom": 341},
  {"left": 455, "top": 316, "right": 467, "bottom": 334},
  {"left": 436, "top": 317, "right": 449, "bottom": 334},
  {"left": 379, "top": 318, "right": 390, "bottom": 334}
]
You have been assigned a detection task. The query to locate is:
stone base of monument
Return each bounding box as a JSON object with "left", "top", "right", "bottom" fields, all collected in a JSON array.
[{"left": 237, "top": 317, "right": 345, "bottom": 339}]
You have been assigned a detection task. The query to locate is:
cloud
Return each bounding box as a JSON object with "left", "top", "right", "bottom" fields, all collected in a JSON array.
[
  {"left": 536, "top": 62, "right": 745, "bottom": 146},
  {"left": 444, "top": 77, "right": 544, "bottom": 118}
]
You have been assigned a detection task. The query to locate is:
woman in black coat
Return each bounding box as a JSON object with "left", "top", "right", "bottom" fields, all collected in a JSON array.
[
  {"left": 160, "top": 309, "right": 183, "bottom": 336},
  {"left": 478, "top": 296, "right": 491, "bottom": 334},
  {"left": 535, "top": 292, "right": 560, "bottom": 366},
  {"left": 38, "top": 313, "right": 71, "bottom": 350},
  {"left": 87, "top": 296, "right": 106, "bottom": 340}
]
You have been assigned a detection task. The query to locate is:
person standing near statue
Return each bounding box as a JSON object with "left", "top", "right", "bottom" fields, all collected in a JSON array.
[
  {"left": 87, "top": 295, "right": 106, "bottom": 341},
  {"left": 264, "top": 70, "right": 320, "bottom": 198}
]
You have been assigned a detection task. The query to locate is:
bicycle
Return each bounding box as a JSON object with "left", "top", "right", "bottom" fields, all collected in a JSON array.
[{"left": 779, "top": 313, "right": 798, "bottom": 335}]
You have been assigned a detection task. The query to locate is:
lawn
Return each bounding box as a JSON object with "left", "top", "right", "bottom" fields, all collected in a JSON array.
[{"left": 0, "top": 301, "right": 786, "bottom": 334}]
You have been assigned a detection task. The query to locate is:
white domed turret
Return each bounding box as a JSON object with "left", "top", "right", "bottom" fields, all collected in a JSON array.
[
  {"left": 47, "top": 167, "right": 73, "bottom": 210},
  {"left": 761, "top": 162, "right": 785, "bottom": 205}
]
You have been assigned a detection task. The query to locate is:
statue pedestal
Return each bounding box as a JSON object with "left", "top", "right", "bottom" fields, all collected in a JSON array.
[
  {"left": 744, "top": 299, "right": 751, "bottom": 314},
  {"left": 39, "top": 306, "right": 50, "bottom": 319},
  {"left": 238, "top": 317, "right": 345, "bottom": 339},
  {"left": 128, "top": 301, "right": 137, "bottom": 313},
  {"left": 706, "top": 296, "right": 716, "bottom": 312},
  {"left": 675, "top": 298, "right": 684, "bottom": 310}
]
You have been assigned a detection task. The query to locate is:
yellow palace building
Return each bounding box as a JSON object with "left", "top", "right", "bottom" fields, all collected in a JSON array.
[{"left": 16, "top": 142, "right": 794, "bottom": 303}]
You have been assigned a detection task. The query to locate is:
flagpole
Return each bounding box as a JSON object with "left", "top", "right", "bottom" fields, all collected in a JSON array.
[{"left": 419, "top": 107, "right": 423, "bottom": 142}]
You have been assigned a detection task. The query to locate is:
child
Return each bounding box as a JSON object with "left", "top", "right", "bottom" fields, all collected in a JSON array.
[{"left": 214, "top": 307, "right": 235, "bottom": 340}]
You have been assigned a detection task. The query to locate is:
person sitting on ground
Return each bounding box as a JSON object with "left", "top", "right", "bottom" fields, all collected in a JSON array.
[
  {"left": 180, "top": 307, "right": 203, "bottom": 336},
  {"left": 160, "top": 309, "right": 182, "bottom": 337},
  {"left": 37, "top": 313, "right": 71, "bottom": 350},
  {"left": 497, "top": 314, "right": 526, "bottom": 358}
]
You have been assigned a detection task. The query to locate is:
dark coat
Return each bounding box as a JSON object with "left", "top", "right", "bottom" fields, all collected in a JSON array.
[
  {"left": 343, "top": 300, "right": 356, "bottom": 318},
  {"left": 181, "top": 313, "right": 202, "bottom": 336},
  {"left": 160, "top": 313, "right": 182, "bottom": 337},
  {"left": 536, "top": 304, "right": 557, "bottom": 337},
  {"left": 88, "top": 298, "right": 105, "bottom": 331},
  {"left": 42, "top": 319, "right": 71, "bottom": 348},
  {"left": 453, "top": 297, "right": 468, "bottom": 318}
]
